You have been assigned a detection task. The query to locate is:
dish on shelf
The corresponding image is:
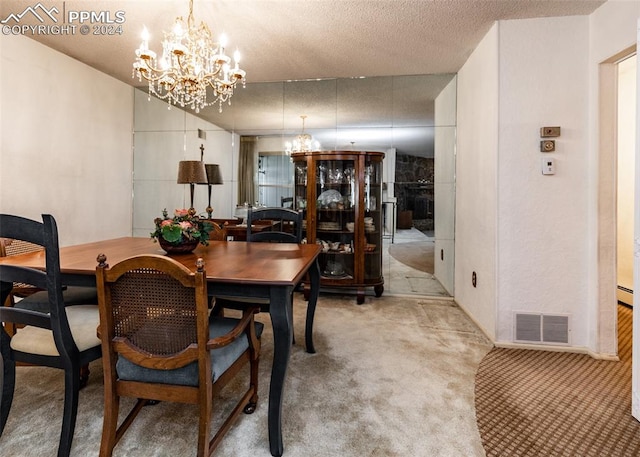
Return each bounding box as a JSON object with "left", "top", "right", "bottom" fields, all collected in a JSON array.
[
  {"left": 364, "top": 243, "right": 376, "bottom": 252},
  {"left": 324, "top": 260, "right": 345, "bottom": 276},
  {"left": 322, "top": 272, "right": 350, "bottom": 279},
  {"left": 346, "top": 222, "right": 354, "bottom": 232},
  {"left": 317, "top": 189, "right": 342, "bottom": 208},
  {"left": 318, "top": 221, "right": 341, "bottom": 231}
]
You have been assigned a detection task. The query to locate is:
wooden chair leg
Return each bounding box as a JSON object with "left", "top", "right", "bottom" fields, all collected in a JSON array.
[
  {"left": 197, "top": 391, "right": 212, "bottom": 457},
  {"left": 57, "top": 365, "right": 81, "bottom": 457},
  {"left": 99, "top": 388, "right": 120, "bottom": 457},
  {"left": 0, "top": 344, "right": 15, "bottom": 435},
  {"left": 79, "top": 364, "right": 90, "bottom": 389},
  {"left": 290, "top": 295, "right": 296, "bottom": 346},
  {"left": 245, "top": 331, "right": 260, "bottom": 414},
  {"left": 247, "top": 356, "right": 259, "bottom": 413},
  {"left": 3, "top": 294, "right": 17, "bottom": 337}
]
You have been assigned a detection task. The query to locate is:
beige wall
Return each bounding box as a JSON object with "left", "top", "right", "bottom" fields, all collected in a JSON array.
[{"left": 0, "top": 34, "right": 134, "bottom": 246}]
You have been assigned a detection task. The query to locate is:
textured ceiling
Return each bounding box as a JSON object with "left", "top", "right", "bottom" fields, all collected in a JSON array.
[{"left": 1, "top": 0, "right": 606, "bottom": 154}]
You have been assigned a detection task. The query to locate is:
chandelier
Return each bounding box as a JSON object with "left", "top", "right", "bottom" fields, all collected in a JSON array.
[
  {"left": 285, "top": 115, "right": 321, "bottom": 154},
  {"left": 132, "top": 0, "right": 246, "bottom": 113}
]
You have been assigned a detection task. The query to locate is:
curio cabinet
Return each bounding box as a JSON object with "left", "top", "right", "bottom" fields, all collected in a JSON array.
[{"left": 291, "top": 150, "right": 384, "bottom": 304}]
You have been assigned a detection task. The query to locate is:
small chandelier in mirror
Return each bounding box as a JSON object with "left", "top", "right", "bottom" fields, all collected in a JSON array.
[
  {"left": 132, "top": 0, "right": 246, "bottom": 113},
  {"left": 285, "top": 115, "right": 321, "bottom": 155}
]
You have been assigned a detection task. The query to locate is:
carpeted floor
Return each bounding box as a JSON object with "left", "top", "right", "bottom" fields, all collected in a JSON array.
[
  {"left": 475, "top": 304, "right": 639, "bottom": 456},
  {"left": 0, "top": 294, "right": 492, "bottom": 456},
  {"left": 387, "top": 241, "right": 434, "bottom": 274}
]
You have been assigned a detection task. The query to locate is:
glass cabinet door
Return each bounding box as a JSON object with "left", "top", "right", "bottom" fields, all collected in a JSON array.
[
  {"left": 315, "top": 159, "right": 356, "bottom": 279},
  {"left": 364, "top": 158, "right": 382, "bottom": 280}
]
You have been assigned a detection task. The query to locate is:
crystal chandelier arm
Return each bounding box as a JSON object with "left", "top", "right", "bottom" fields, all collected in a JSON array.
[{"left": 135, "top": 60, "right": 173, "bottom": 83}]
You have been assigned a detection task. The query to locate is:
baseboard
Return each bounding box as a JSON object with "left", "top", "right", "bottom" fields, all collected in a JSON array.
[
  {"left": 454, "top": 300, "right": 495, "bottom": 342},
  {"left": 454, "top": 300, "right": 619, "bottom": 361},
  {"left": 494, "top": 341, "right": 619, "bottom": 361},
  {"left": 384, "top": 292, "right": 454, "bottom": 301},
  {"left": 617, "top": 285, "right": 633, "bottom": 307}
]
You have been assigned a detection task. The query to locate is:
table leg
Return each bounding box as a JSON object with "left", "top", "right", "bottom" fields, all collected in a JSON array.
[
  {"left": 305, "top": 258, "right": 320, "bottom": 354},
  {"left": 268, "top": 286, "right": 293, "bottom": 457}
]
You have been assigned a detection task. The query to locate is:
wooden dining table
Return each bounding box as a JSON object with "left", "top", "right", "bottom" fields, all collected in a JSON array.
[{"left": 0, "top": 236, "right": 321, "bottom": 457}]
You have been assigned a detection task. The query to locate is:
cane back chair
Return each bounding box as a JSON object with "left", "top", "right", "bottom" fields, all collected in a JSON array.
[{"left": 95, "top": 254, "right": 262, "bottom": 457}]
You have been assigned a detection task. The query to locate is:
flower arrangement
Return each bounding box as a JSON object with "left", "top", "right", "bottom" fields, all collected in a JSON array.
[{"left": 151, "top": 208, "right": 213, "bottom": 247}]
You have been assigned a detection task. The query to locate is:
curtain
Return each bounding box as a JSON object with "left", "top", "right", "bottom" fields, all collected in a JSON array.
[{"left": 238, "top": 136, "right": 256, "bottom": 205}]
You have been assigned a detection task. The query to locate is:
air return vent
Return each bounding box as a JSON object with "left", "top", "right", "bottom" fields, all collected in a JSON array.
[{"left": 514, "top": 313, "right": 570, "bottom": 345}]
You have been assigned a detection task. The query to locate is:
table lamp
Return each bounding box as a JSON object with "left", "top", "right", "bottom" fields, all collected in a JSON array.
[
  {"left": 177, "top": 160, "right": 208, "bottom": 216},
  {"left": 203, "top": 164, "right": 223, "bottom": 218}
]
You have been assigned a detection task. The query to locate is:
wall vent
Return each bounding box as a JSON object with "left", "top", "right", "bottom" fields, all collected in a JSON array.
[{"left": 514, "top": 313, "right": 570, "bottom": 345}]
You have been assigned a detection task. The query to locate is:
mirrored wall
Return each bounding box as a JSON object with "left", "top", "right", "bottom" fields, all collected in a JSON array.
[{"left": 133, "top": 74, "right": 457, "bottom": 297}]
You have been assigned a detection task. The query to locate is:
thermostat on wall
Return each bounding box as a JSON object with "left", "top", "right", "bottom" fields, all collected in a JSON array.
[{"left": 541, "top": 157, "right": 555, "bottom": 175}]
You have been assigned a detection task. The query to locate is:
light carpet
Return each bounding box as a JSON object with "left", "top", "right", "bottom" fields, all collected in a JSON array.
[{"left": 0, "top": 295, "right": 492, "bottom": 456}]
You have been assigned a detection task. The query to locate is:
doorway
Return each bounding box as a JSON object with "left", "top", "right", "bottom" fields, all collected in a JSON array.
[
  {"left": 597, "top": 45, "right": 637, "bottom": 360},
  {"left": 617, "top": 55, "right": 637, "bottom": 307}
]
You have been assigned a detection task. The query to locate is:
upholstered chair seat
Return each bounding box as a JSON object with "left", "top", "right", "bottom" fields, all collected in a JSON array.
[
  {"left": 116, "top": 317, "right": 263, "bottom": 385},
  {"left": 14, "top": 286, "right": 97, "bottom": 313},
  {"left": 9, "top": 305, "right": 101, "bottom": 356}
]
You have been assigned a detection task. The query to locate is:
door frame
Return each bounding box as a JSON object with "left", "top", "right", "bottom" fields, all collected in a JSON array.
[{"left": 598, "top": 41, "right": 638, "bottom": 419}]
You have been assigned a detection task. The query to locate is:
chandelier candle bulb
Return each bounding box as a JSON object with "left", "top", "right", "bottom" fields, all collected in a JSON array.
[{"left": 139, "top": 27, "right": 150, "bottom": 52}]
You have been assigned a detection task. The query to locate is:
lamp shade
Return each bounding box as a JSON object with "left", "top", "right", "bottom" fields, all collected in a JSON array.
[
  {"left": 177, "top": 161, "right": 208, "bottom": 184},
  {"left": 204, "top": 164, "right": 223, "bottom": 185}
]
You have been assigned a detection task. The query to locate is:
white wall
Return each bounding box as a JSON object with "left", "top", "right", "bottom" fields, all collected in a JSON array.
[
  {"left": 456, "top": 3, "right": 640, "bottom": 356},
  {"left": 0, "top": 34, "right": 133, "bottom": 246},
  {"left": 497, "top": 16, "right": 590, "bottom": 346},
  {"left": 455, "top": 24, "right": 499, "bottom": 339},
  {"left": 434, "top": 76, "right": 457, "bottom": 295},
  {"left": 132, "top": 89, "right": 239, "bottom": 238}
]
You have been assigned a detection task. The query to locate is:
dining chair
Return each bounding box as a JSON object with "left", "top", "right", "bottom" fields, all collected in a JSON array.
[
  {"left": 1, "top": 238, "right": 98, "bottom": 336},
  {"left": 214, "top": 207, "right": 308, "bottom": 345},
  {"left": 95, "top": 253, "right": 262, "bottom": 457},
  {"left": 0, "top": 239, "right": 43, "bottom": 302},
  {"left": 202, "top": 220, "right": 227, "bottom": 241},
  {"left": 0, "top": 213, "right": 102, "bottom": 457},
  {"left": 280, "top": 196, "right": 293, "bottom": 208},
  {"left": 245, "top": 207, "right": 303, "bottom": 243}
]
